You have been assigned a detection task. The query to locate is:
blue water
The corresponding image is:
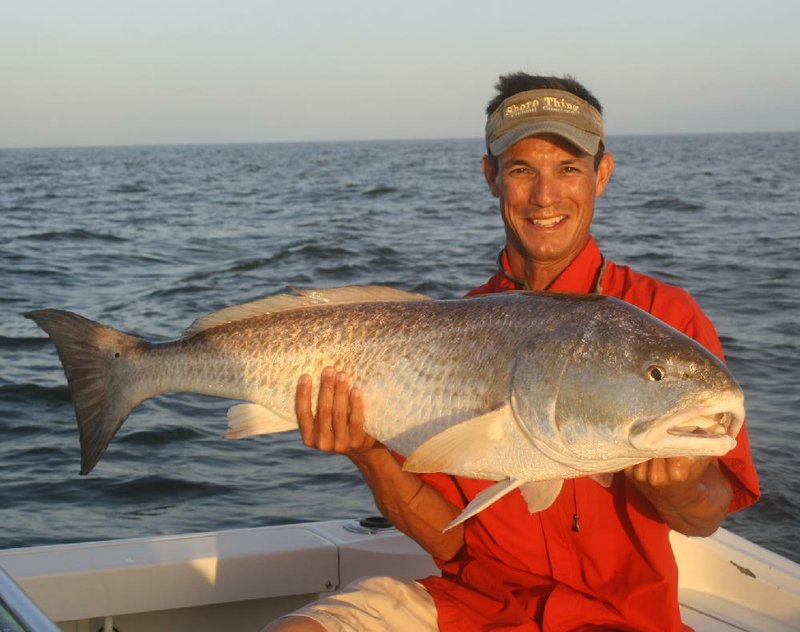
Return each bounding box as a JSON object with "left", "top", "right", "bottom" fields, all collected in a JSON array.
[{"left": 1, "top": 134, "right": 798, "bottom": 564}]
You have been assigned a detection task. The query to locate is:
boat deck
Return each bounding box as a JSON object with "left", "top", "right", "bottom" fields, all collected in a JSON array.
[{"left": 1, "top": 520, "right": 798, "bottom": 631}]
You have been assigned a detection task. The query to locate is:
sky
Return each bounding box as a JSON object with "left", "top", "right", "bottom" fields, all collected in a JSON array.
[{"left": 1, "top": 0, "right": 798, "bottom": 148}]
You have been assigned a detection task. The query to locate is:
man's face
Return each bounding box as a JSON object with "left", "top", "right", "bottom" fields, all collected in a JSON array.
[{"left": 483, "top": 134, "right": 614, "bottom": 276}]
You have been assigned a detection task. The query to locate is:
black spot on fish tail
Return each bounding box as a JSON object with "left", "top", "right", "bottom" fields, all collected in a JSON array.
[{"left": 25, "top": 309, "right": 149, "bottom": 474}]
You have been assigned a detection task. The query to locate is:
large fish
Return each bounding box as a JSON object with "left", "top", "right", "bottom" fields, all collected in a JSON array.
[{"left": 26, "top": 286, "right": 744, "bottom": 528}]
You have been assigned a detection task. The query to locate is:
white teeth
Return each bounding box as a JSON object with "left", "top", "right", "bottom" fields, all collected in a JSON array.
[
  {"left": 531, "top": 216, "right": 565, "bottom": 227},
  {"left": 670, "top": 426, "right": 701, "bottom": 435},
  {"left": 668, "top": 422, "right": 728, "bottom": 437}
]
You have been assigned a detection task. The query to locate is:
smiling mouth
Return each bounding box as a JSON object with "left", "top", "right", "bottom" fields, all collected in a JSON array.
[{"left": 528, "top": 215, "right": 566, "bottom": 228}]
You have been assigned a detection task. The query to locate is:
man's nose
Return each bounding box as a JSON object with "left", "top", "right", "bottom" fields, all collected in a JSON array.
[{"left": 529, "top": 174, "right": 560, "bottom": 207}]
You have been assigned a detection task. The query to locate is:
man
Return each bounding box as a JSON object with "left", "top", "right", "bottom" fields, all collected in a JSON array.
[{"left": 266, "top": 73, "right": 760, "bottom": 631}]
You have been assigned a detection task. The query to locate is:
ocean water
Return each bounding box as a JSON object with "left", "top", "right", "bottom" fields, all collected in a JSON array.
[{"left": 1, "top": 134, "right": 798, "bottom": 565}]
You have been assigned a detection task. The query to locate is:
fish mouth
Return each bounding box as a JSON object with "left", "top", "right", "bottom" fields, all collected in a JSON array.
[
  {"left": 667, "top": 411, "right": 733, "bottom": 438},
  {"left": 629, "top": 396, "right": 744, "bottom": 457}
]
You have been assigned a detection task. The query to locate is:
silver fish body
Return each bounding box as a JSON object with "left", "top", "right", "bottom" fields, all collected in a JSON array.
[{"left": 26, "top": 286, "right": 744, "bottom": 526}]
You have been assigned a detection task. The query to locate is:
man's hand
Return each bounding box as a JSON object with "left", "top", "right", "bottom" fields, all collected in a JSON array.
[
  {"left": 293, "top": 367, "right": 465, "bottom": 560},
  {"left": 295, "top": 367, "right": 378, "bottom": 458},
  {"left": 625, "top": 456, "right": 732, "bottom": 536}
]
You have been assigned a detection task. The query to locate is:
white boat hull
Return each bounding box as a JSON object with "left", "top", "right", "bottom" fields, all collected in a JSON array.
[{"left": 1, "top": 520, "right": 798, "bottom": 631}]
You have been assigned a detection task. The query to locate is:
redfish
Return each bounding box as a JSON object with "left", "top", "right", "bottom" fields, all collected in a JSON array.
[{"left": 27, "top": 286, "right": 743, "bottom": 527}]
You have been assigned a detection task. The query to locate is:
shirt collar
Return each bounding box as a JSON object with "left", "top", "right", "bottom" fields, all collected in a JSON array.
[{"left": 497, "top": 236, "right": 605, "bottom": 294}]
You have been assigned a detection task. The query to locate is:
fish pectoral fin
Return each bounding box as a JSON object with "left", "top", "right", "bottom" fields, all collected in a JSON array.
[
  {"left": 402, "top": 404, "right": 519, "bottom": 477},
  {"left": 519, "top": 480, "right": 564, "bottom": 513},
  {"left": 589, "top": 472, "right": 615, "bottom": 488},
  {"left": 224, "top": 404, "right": 297, "bottom": 439},
  {"left": 443, "top": 479, "right": 525, "bottom": 532}
]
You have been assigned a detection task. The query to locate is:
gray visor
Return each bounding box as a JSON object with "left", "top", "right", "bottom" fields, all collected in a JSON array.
[{"left": 486, "top": 89, "right": 604, "bottom": 156}]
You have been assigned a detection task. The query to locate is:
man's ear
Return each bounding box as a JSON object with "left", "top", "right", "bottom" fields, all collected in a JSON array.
[
  {"left": 482, "top": 154, "right": 500, "bottom": 198},
  {"left": 594, "top": 152, "right": 615, "bottom": 197}
]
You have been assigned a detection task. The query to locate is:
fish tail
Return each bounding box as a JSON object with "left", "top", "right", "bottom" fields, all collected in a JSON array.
[{"left": 25, "top": 309, "right": 149, "bottom": 475}]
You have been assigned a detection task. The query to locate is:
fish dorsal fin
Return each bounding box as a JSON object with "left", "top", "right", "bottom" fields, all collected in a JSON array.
[{"left": 183, "top": 285, "right": 430, "bottom": 338}]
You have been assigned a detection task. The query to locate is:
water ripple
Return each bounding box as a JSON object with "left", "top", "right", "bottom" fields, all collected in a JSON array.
[{"left": 1, "top": 134, "right": 797, "bottom": 562}]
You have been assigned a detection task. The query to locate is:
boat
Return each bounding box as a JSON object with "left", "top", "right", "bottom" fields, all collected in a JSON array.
[{"left": 1, "top": 518, "right": 798, "bottom": 631}]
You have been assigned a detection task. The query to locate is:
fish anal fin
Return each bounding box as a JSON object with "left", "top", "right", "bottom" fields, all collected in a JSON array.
[
  {"left": 519, "top": 480, "right": 564, "bottom": 513},
  {"left": 184, "top": 285, "right": 430, "bottom": 337},
  {"left": 444, "top": 479, "right": 524, "bottom": 532},
  {"left": 224, "top": 404, "right": 296, "bottom": 439},
  {"left": 403, "top": 404, "right": 518, "bottom": 478},
  {"left": 589, "top": 472, "right": 615, "bottom": 488}
]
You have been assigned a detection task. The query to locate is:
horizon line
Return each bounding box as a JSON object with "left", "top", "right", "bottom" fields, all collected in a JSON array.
[{"left": 1, "top": 129, "right": 798, "bottom": 152}]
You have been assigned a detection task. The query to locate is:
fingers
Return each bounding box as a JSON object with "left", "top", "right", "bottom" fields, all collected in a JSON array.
[
  {"left": 624, "top": 461, "right": 646, "bottom": 485},
  {"left": 626, "top": 459, "right": 666, "bottom": 487},
  {"left": 295, "top": 374, "right": 314, "bottom": 446},
  {"left": 315, "top": 367, "right": 337, "bottom": 451},
  {"left": 295, "top": 367, "right": 373, "bottom": 454},
  {"left": 625, "top": 457, "right": 712, "bottom": 488},
  {"left": 668, "top": 456, "right": 712, "bottom": 484},
  {"left": 331, "top": 371, "right": 351, "bottom": 452},
  {"left": 348, "top": 387, "right": 374, "bottom": 451}
]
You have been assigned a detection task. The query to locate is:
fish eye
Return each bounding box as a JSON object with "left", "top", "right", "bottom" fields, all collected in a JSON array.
[{"left": 646, "top": 365, "right": 666, "bottom": 382}]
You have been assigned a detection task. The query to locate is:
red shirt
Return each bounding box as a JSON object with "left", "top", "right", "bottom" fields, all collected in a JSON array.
[{"left": 416, "top": 236, "right": 760, "bottom": 632}]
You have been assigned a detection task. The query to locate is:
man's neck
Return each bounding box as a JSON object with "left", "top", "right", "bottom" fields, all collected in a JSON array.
[{"left": 506, "top": 250, "right": 570, "bottom": 291}]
